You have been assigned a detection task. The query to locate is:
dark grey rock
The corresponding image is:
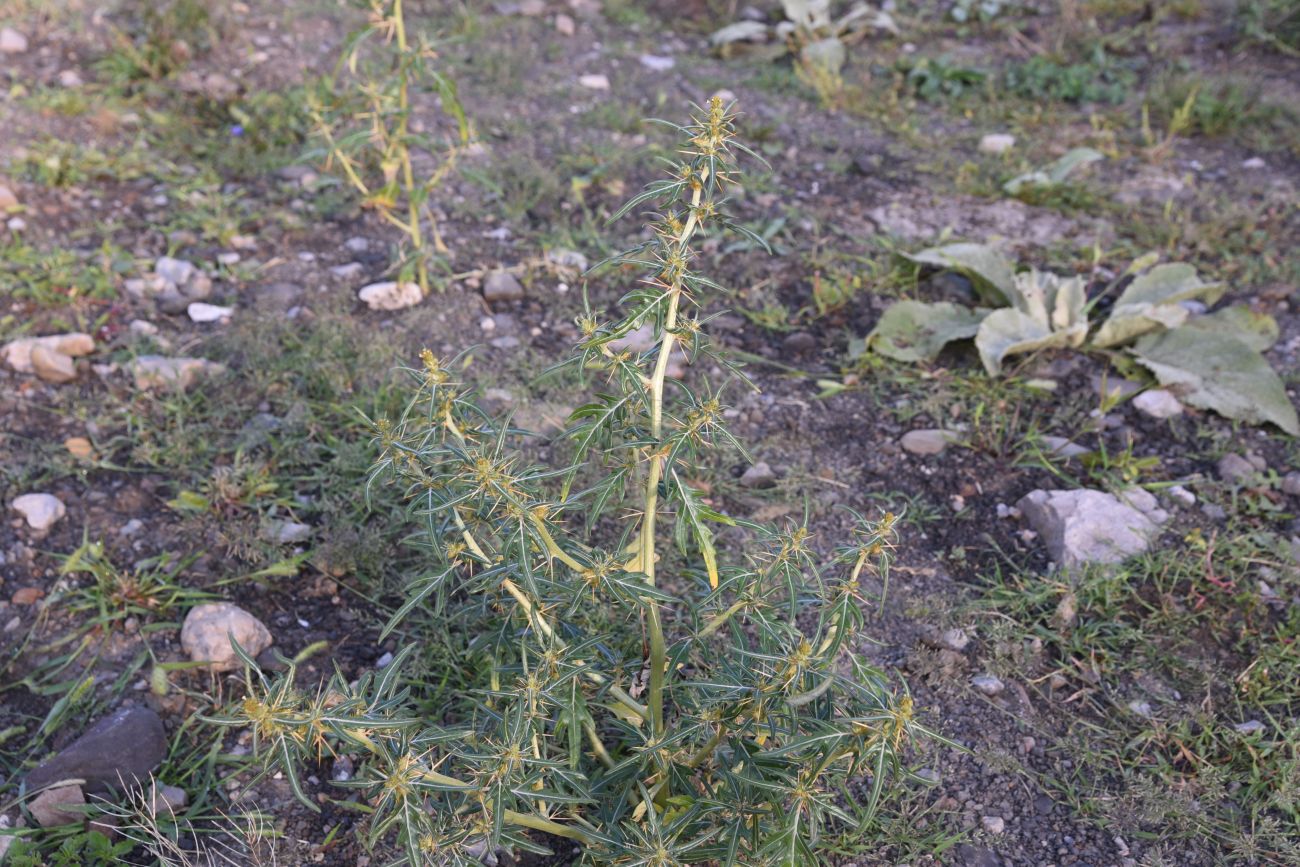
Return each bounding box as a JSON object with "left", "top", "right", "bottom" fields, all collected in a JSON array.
[
  {"left": 1218, "top": 453, "right": 1257, "bottom": 485},
  {"left": 483, "top": 270, "right": 524, "bottom": 303},
  {"left": 26, "top": 706, "right": 166, "bottom": 797},
  {"left": 739, "top": 461, "right": 777, "bottom": 489}
]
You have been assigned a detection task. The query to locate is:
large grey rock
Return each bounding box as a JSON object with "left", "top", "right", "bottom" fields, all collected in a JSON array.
[
  {"left": 26, "top": 706, "right": 166, "bottom": 798},
  {"left": 181, "top": 602, "right": 272, "bottom": 671},
  {"left": 1017, "top": 488, "right": 1160, "bottom": 568}
]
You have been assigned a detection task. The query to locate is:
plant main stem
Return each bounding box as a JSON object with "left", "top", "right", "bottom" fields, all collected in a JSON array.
[
  {"left": 391, "top": 0, "right": 428, "bottom": 294},
  {"left": 639, "top": 172, "right": 707, "bottom": 744}
]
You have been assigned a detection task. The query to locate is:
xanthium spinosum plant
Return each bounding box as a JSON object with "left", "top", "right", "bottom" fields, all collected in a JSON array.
[
  {"left": 307, "top": 0, "right": 469, "bottom": 295},
  {"left": 218, "top": 99, "right": 938, "bottom": 866}
]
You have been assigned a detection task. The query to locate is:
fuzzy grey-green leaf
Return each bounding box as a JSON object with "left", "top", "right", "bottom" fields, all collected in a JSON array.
[
  {"left": 866, "top": 300, "right": 987, "bottom": 363},
  {"left": 1132, "top": 328, "right": 1298, "bottom": 435},
  {"left": 901, "top": 243, "right": 1017, "bottom": 306}
]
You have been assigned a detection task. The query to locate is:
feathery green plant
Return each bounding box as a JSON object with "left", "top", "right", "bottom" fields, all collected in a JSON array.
[{"left": 216, "top": 99, "right": 936, "bottom": 865}]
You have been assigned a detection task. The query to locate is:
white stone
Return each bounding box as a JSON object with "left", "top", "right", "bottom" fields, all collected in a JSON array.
[
  {"left": 1241, "top": 157, "right": 1266, "bottom": 170},
  {"left": 30, "top": 346, "right": 76, "bottom": 384},
  {"left": 1234, "top": 719, "right": 1265, "bottom": 735},
  {"left": 2, "top": 333, "right": 94, "bottom": 373},
  {"left": 639, "top": 54, "right": 675, "bottom": 71},
  {"left": 900, "top": 428, "right": 959, "bottom": 456},
  {"left": 11, "top": 493, "right": 66, "bottom": 531},
  {"left": 358, "top": 280, "right": 422, "bottom": 311},
  {"left": 187, "top": 302, "right": 234, "bottom": 323},
  {"left": 579, "top": 74, "right": 610, "bottom": 90},
  {"left": 981, "top": 815, "right": 1005, "bottom": 835},
  {"left": 154, "top": 255, "right": 196, "bottom": 287},
  {"left": 555, "top": 12, "right": 575, "bottom": 35},
  {"left": 979, "top": 133, "right": 1015, "bottom": 154},
  {"left": 131, "top": 356, "right": 226, "bottom": 391},
  {"left": 330, "top": 262, "right": 364, "bottom": 279},
  {"left": 0, "top": 27, "right": 28, "bottom": 54},
  {"left": 0, "top": 183, "right": 17, "bottom": 210},
  {"left": 1132, "top": 389, "right": 1182, "bottom": 419},
  {"left": 971, "top": 674, "right": 1005, "bottom": 696},
  {"left": 1168, "top": 485, "right": 1196, "bottom": 507},
  {"left": 57, "top": 69, "right": 83, "bottom": 88},
  {"left": 1017, "top": 489, "right": 1159, "bottom": 569},
  {"left": 180, "top": 602, "right": 272, "bottom": 671}
]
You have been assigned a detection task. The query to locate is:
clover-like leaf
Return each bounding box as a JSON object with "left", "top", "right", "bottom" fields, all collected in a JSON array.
[
  {"left": 1132, "top": 327, "right": 1298, "bottom": 435},
  {"left": 865, "top": 300, "right": 987, "bottom": 363}
]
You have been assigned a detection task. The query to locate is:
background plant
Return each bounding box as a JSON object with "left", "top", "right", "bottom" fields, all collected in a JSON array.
[
  {"left": 216, "top": 99, "right": 938, "bottom": 865},
  {"left": 306, "top": 0, "right": 469, "bottom": 294},
  {"left": 864, "top": 243, "right": 1299, "bottom": 434}
]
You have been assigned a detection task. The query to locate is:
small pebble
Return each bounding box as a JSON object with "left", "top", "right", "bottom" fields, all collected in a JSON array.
[{"left": 981, "top": 816, "right": 1005, "bottom": 835}]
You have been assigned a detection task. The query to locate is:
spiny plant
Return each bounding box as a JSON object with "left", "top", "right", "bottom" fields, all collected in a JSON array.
[
  {"left": 216, "top": 99, "right": 937, "bottom": 865},
  {"left": 306, "top": 0, "right": 469, "bottom": 294}
]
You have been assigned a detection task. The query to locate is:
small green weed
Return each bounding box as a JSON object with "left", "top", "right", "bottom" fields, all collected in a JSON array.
[{"left": 1004, "top": 50, "right": 1135, "bottom": 105}]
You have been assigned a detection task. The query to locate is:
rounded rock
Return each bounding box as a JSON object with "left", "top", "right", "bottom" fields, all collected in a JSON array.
[
  {"left": 358, "top": 280, "right": 422, "bottom": 311},
  {"left": 180, "top": 602, "right": 272, "bottom": 671},
  {"left": 11, "top": 493, "right": 66, "bottom": 531},
  {"left": 900, "top": 428, "right": 958, "bottom": 456},
  {"left": 1132, "top": 389, "right": 1182, "bottom": 420},
  {"left": 971, "top": 673, "right": 1005, "bottom": 696},
  {"left": 978, "top": 133, "right": 1015, "bottom": 154},
  {"left": 30, "top": 345, "right": 77, "bottom": 384}
]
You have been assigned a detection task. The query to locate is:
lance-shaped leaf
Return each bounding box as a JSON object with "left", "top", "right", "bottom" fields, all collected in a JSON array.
[
  {"left": 900, "top": 243, "right": 1017, "bottom": 306},
  {"left": 864, "top": 300, "right": 987, "bottom": 363},
  {"left": 1092, "top": 263, "right": 1225, "bottom": 348},
  {"left": 1132, "top": 327, "right": 1299, "bottom": 435},
  {"left": 672, "top": 469, "right": 734, "bottom": 590},
  {"left": 709, "top": 20, "right": 770, "bottom": 46},
  {"left": 1003, "top": 147, "right": 1104, "bottom": 195}
]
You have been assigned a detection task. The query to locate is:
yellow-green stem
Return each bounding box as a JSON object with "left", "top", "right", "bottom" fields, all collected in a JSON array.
[
  {"left": 391, "top": 0, "right": 427, "bottom": 294},
  {"left": 638, "top": 170, "right": 708, "bottom": 745}
]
